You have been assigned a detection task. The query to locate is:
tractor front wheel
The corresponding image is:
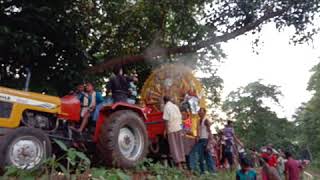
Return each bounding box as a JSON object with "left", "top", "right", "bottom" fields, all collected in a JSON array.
[
  {"left": 97, "top": 110, "right": 148, "bottom": 168},
  {"left": 0, "top": 127, "right": 52, "bottom": 170}
]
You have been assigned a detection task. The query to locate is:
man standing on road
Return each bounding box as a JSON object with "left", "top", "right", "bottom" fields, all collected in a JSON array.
[
  {"left": 163, "top": 95, "right": 185, "bottom": 169},
  {"left": 189, "top": 108, "right": 216, "bottom": 174},
  {"left": 285, "top": 151, "right": 301, "bottom": 180},
  {"left": 220, "top": 120, "right": 235, "bottom": 169}
]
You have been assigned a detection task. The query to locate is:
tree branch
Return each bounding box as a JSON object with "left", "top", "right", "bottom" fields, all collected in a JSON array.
[{"left": 88, "top": 9, "right": 287, "bottom": 73}]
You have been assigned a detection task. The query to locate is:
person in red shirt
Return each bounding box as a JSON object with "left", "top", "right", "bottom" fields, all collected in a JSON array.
[
  {"left": 284, "top": 151, "right": 301, "bottom": 180},
  {"left": 261, "top": 147, "right": 278, "bottom": 168},
  {"left": 260, "top": 157, "right": 281, "bottom": 180}
]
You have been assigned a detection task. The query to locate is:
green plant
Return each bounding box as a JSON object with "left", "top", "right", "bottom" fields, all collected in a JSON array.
[
  {"left": 91, "top": 168, "right": 130, "bottom": 180},
  {"left": 309, "top": 158, "right": 320, "bottom": 173},
  {"left": 53, "top": 139, "right": 91, "bottom": 178},
  {"left": 1, "top": 165, "right": 39, "bottom": 180},
  {"left": 0, "top": 141, "right": 240, "bottom": 180}
]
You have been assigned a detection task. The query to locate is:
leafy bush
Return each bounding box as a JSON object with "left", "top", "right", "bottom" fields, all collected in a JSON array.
[{"left": 309, "top": 158, "right": 320, "bottom": 172}]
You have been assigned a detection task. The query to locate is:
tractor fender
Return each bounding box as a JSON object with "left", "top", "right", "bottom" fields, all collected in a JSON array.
[{"left": 93, "top": 102, "right": 148, "bottom": 142}]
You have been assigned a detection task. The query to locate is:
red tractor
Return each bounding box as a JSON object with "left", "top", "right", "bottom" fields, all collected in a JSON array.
[{"left": 0, "top": 65, "right": 204, "bottom": 169}]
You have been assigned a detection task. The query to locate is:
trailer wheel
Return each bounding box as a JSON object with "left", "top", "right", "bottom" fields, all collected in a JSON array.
[
  {"left": 0, "top": 127, "right": 52, "bottom": 170},
  {"left": 97, "top": 110, "right": 148, "bottom": 168}
]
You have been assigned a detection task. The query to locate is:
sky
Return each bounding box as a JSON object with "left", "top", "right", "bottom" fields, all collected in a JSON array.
[{"left": 217, "top": 23, "right": 320, "bottom": 120}]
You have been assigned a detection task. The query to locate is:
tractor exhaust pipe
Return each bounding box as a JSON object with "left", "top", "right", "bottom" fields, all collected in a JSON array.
[{"left": 24, "top": 67, "right": 31, "bottom": 91}]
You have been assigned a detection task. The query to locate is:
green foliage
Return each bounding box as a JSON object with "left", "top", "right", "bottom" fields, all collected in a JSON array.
[
  {"left": 309, "top": 159, "right": 320, "bottom": 173},
  {"left": 223, "top": 81, "right": 297, "bottom": 149},
  {"left": 53, "top": 139, "right": 91, "bottom": 172},
  {"left": 1, "top": 156, "right": 236, "bottom": 179},
  {"left": 0, "top": 0, "right": 94, "bottom": 95},
  {"left": 1, "top": 0, "right": 320, "bottom": 96},
  {"left": 1, "top": 166, "right": 40, "bottom": 180},
  {"left": 134, "top": 158, "right": 186, "bottom": 179},
  {"left": 90, "top": 168, "right": 131, "bottom": 180},
  {"left": 294, "top": 62, "right": 320, "bottom": 159}
]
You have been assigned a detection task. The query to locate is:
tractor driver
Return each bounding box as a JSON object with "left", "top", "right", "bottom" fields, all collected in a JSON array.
[{"left": 107, "top": 65, "right": 132, "bottom": 103}]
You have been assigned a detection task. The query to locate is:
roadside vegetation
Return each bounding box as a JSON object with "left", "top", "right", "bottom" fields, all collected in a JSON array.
[
  {"left": 0, "top": 140, "right": 234, "bottom": 180},
  {"left": 1, "top": 162, "right": 235, "bottom": 180},
  {"left": 308, "top": 159, "right": 320, "bottom": 176}
]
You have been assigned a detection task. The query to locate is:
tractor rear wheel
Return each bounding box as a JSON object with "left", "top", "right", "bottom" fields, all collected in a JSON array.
[
  {"left": 97, "top": 110, "right": 148, "bottom": 168},
  {"left": 0, "top": 127, "right": 52, "bottom": 170}
]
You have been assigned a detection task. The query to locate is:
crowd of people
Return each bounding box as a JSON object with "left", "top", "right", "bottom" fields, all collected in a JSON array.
[
  {"left": 69, "top": 65, "right": 138, "bottom": 133},
  {"left": 162, "top": 95, "right": 236, "bottom": 173},
  {"left": 252, "top": 146, "right": 309, "bottom": 180},
  {"left": 162, "top": 96, "right": 310, "bottom": 180},
  {"left": 68, "top": 65, "right": 310, "bottom": 180}
]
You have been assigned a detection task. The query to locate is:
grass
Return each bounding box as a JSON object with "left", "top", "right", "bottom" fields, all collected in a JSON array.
[
  {"left": 0, "top": 160, "right": 237, "bottom": 180},
  {"left": 0, "top": 140, "right": 238, "bottom": 180}
]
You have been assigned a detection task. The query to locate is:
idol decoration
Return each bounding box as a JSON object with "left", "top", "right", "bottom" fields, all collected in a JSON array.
[{"left": 140, "top": 64, "right": 206, "bottom": 136}]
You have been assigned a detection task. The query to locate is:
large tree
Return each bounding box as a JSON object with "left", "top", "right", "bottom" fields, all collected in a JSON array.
[
  {"left": 88, "top": 0, "right": 320, "bottom": 72},
  {"left": 294, "top": 62, "right": 320, "bottom": 158},
  {"left": 0, "top": 0, "right": 95, "bottom": 94},
  {"left": 223, "top": 81, "right": 296, "bottom": 149},
  {"left": 1, "top": 0, "right": 320, "bottom": 95}
]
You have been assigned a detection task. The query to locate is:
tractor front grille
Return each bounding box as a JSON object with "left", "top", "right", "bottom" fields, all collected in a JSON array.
[{"left": 0, "top": 101, "right": 13, "bottom": 118}]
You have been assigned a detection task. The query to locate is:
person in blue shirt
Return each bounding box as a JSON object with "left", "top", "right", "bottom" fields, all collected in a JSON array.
[
  {"left": 127, "top": 71, "right": 138, "bottom": 104},
  {"left": 92, "top": 92, "right": 111, "bottom": 122},
  {"left": 72, "top": 83, "right": 104, "bottom": 132},
  {"left": 236, "top": 157, "right": 257, "bottom": 180}
]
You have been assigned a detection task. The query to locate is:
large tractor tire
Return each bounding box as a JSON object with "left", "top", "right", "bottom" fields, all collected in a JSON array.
[
  {"left": 0, "top": 127, "right": 52, "bottom": 170},
  {"left": 97, "top": 110, "right": 148, "bottom": 168}
]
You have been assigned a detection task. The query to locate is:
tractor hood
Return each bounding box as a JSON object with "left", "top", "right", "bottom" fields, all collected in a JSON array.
[{"left": 0, "top": 86, "right": 61, "bottom": 110}]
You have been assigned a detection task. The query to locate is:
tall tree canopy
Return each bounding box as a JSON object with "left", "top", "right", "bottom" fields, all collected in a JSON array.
[
  {"left": 294, "top": 62, "right": 320, "bottom": 158},
  {"left": 0, "top": 0, "right": 93, "bottom": 94},
  {"left": 1, "top": 0, "right": 320, "bottom": 95},
  {"left": 88, "top": 0, "right": 320, "bottom": 72},
  {"left": 223, "top": 81, "right": 296, "bottom": 149}
]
